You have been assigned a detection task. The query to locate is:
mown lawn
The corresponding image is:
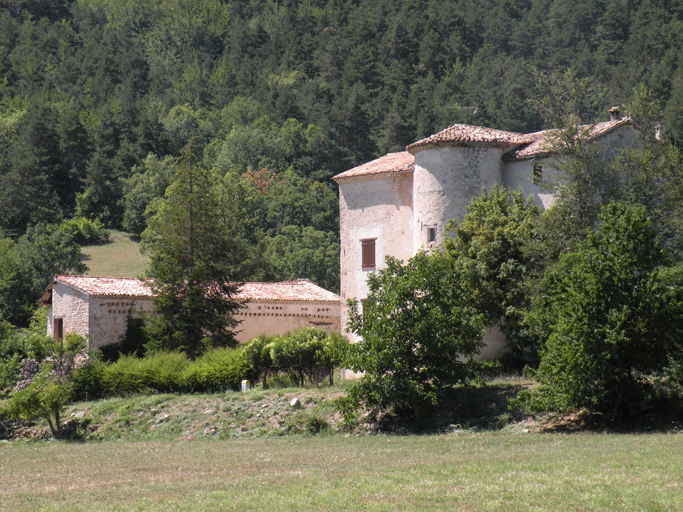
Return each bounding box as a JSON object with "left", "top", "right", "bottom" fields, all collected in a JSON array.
[{"left": 1, "top": 433, "right": 681, "bottom": 511}]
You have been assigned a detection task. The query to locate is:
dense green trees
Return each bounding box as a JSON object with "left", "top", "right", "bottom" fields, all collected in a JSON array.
[
  {"left": 3, "top": 0, "right": 683, "bottom": 315},
  {"left": 519, "top": 203, "right": 683, "bottom": 418}
]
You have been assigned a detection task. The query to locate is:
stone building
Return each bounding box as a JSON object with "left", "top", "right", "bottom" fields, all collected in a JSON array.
[
  {"left": 42, "top": 275, "right": 340, "bottom": 349},
  {"left": 332, "top": 112, "right": 636, "bottom": 357}
]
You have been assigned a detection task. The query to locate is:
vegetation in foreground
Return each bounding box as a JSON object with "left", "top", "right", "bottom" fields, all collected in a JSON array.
[{"left": 1, "top": 432, "right": 682, "bottom": 512}]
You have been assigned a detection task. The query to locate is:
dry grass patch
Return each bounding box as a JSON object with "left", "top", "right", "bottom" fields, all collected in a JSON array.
[
  {"left": 1, "top": 433, "right": 682, "bottom": 511},
  {"left": 81, "top": 232, "right": 149, "bottom": 277}
]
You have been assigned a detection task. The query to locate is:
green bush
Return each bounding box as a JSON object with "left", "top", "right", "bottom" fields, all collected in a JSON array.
[
  {"left": 242, "top": 334, "right": 277, "bottom": 388},
  {"left": 102, "top": 352, "right": 191, "bottom": 395},
  {"left": 59, "top": 217, "right": 109, "bottom": 246},
  {"left": 181, "top": 347, "right": 248, "bottom": 392},
  {"left": 72, "top": 348, "right": 248, "bottom": 398},
  {"left": 71, "top": 359, "right": 107, "bottom": 401},
  {"left": 243, "top": 328, "right": 350, "bottom": 389}
]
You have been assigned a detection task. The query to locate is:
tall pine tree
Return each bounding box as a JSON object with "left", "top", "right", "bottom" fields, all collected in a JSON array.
[{"left": 141, "top": 142, "right": 246, "bottom": 357}]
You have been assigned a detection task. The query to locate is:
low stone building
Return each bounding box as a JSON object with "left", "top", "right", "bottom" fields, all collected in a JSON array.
[{"left": 42, "top": 275, "right": 341, "bottom": 349}]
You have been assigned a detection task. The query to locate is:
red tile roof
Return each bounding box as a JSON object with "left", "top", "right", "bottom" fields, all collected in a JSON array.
[
  {"left": 54, "top": 275, "right": 154, "bottom": 298},
  {"left": 236, "top": 280, "right": 340, "bottom": 302},
  {"left": 332, "top": 151, "right": 414, "bottom": 183},
  {"left": 504, "top": 117, "right": 633, "bottom": 160},
  {"left": 47, "top": 276, "right": 339, "bottom": 303},
  {"left": 331, "top": 118, "right": 634, "bottom": 182},
  {"left": 406, "top": 124, "right": 532, "bottom": 153}
]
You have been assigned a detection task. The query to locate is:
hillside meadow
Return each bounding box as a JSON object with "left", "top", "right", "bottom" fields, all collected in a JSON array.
[
  {"left": 1, "top": 432, "right": 682, "bottom": 511},
  {"left": 80, "top": 232, "right": 149, "bottom": 278}
]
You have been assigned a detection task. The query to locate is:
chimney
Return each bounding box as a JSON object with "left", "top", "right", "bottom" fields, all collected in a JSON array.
[
  {"left": 609, "top": 106, "right": 621, "bottom": 122},
  {"left": 655, "top": 122, "right": 663, "bottom": 142}
]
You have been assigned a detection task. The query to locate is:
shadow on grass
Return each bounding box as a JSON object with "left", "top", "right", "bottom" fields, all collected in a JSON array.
[
  {"left": 374, "top": 381, "right": 528, "bottom": 435},
  {"left": 372, "top": 382, "right": 683, "bottom": 435}
]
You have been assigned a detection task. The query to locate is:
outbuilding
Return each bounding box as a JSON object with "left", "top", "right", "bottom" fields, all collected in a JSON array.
[{"left": 42, "top": 275, "right": 341, "bottom": 349}]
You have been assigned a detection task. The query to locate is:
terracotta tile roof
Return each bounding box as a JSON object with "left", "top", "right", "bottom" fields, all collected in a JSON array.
[
  {"left": 236, "top": 280, "right": 340, "bottom": 302},
  {"left": 504, "top": 117, "right": 633, "bottom": 160},
  {"left": 406, "top": 124, "right": 532, "bottom": 153},
  {"left": 53, "top": 275, "right": 154, "bottom": 298},
  {"left": 332, "top": 151, "right": 414, "bottom": 183},
  {"left": 47, "top": 276, "right": 339, "bottom": 303}
]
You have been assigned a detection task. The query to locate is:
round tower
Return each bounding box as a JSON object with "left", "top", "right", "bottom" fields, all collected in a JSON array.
[{"left": 407, "top": 124, "right": 529, "bottom": 251}]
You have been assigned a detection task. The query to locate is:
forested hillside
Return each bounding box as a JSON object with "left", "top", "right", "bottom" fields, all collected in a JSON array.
[{"left": 2, "top": 0, "right": 683, "bottom": 316}]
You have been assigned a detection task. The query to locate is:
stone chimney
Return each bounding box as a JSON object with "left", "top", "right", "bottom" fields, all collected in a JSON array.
[
  {"left": 655, "top": 122, "right": 663, "bottom": 142},
  {"left": 609, "top": 106, "right": 621, "bottom": 122}
]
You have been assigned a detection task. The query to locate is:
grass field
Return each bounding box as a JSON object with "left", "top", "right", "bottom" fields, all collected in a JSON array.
[
  {"left": 1, "top": 433, "right": 681, "bottom": 511},
  {"left": 80, "top": 231, "right": 149, "bottom": 277}
]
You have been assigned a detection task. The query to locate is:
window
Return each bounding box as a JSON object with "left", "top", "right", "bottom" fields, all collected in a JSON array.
[
  {"left": 361, "top": 239, "right": 376, "bottom": 270},
  {"left": 533, "top": 163, "right": 543, "bottom": 185},
  {"left": 53, "top": 318, "right": 63, "bottom": 341},
  {"left": 426, "top": 227, "right": 437, "bottom": 243}
]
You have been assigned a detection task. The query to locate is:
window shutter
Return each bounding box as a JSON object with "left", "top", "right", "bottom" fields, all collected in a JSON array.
[{"left": 361, "top": 239, "right": 376, "bottom": 269}]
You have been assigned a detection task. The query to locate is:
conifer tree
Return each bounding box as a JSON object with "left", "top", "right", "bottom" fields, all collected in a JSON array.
[{"left": 141, "top": 142, "right": 246, "bottom": 358}]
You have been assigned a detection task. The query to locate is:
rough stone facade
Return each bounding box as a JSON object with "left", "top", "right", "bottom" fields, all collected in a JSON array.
[
  {"left": 333, "top": 115, "right": 638, "bottom": 360},
  {"left": 44, "top": 276, "right": 340, "bottom": 350},
  {"left": 235, "top": 300, "right": 340, "bottom": 342}
]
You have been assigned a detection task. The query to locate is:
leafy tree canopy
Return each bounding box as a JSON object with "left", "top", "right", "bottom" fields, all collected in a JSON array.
[{"left": 519, "top": 202, "right": 683, "bottom": 418}]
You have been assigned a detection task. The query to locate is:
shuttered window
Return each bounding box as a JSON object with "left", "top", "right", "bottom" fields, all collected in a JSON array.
[
  {"left": 533, "top": 163, "right": 543, "bottom": 185},
  {"left": 361, "top": 239, "right": 376, "bottom": 270},
  {"left": 53, "top": 318, "right": 63, "bottom": 341}
]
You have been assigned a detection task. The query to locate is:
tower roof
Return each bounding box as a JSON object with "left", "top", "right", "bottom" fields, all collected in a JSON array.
[{"left": 406, "top": 124, "right": 532, "bottom": 153}]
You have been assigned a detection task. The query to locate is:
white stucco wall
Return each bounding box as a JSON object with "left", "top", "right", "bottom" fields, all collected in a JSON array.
[
  {"left": 502, "top": 124, "right": 640, "bottom": 210},
  {"left": 502, "top": 158, "right": 559, "bottom": 210},
  {"left": 412, "top": 145, "right": 504, "bottom": 250},
  {"left": 234, "top": 300, "right": 341, "bottom": 342},
  {"left": 338, "top": 172, "right": 414, "bottom": 338}
]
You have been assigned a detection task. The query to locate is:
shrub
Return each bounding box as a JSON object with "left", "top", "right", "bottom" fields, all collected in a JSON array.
[
  {"left": 59, "top": 217, "right": 109, "bottom": 245},
  {"left": 242, "top": 334, "right": 277, "bottom": 388},
  {"left": 181, "top": 347, "right": 248, "bottom": 392},
  {"left": 243, "top": 328, "right": 350, "bottom": 389},
  {"left": 71, "top": 359, "right": 107, "bottom": 401},
  {"left": 102, "top": 352, "right": 190, "bottom": 395}
]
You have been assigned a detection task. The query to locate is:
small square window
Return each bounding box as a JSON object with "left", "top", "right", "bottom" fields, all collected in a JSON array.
[
  {"left": 533, "top": 163, "right": 543, "bottom": 185},
  {"left": 361, "top": 239, "right": 376, "bottom": 270},
  {"left": 427, "top": 227, "right": 437, "bottom": 243}
]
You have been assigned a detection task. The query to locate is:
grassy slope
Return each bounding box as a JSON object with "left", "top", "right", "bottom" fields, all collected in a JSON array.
[
  {"left": 1, "top": 432, "right": 682, "bottom": 511},
  {"left": 80, "top": 231, "right": 150, "bottom": 277}
]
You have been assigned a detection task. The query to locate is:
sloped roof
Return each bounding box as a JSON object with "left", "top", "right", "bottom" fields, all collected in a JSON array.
[
  {"left": 406, "top": 124, "right": 532, "bottom": 153},
  {"left": 332, "top": 151, "right": 414, "bottom": 183},
  {"left": 504, "top": 117, "right": 633, "bottom": 161},
  {"left": 52, "top": 275, "right": 154, "bottom": 299},
  {"left": 237, "top": 280, "right": 340, "bottom": 302},
  {"left": 45, "top": 276, "right": 340, "bottom": 304}
]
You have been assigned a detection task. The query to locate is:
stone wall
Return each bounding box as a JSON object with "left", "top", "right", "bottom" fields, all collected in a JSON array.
[
  {"left": 412, "top": 145, "right": 505, "bottom": 251},
  {"left": 234, "top": 300, "right": 341, "bottom": 342},
  {"left": 47, "top": 282, "right": 90, "bottom": 342},
  {"left": 88, "top": 297, "right": 154, "bottom": 349}
]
